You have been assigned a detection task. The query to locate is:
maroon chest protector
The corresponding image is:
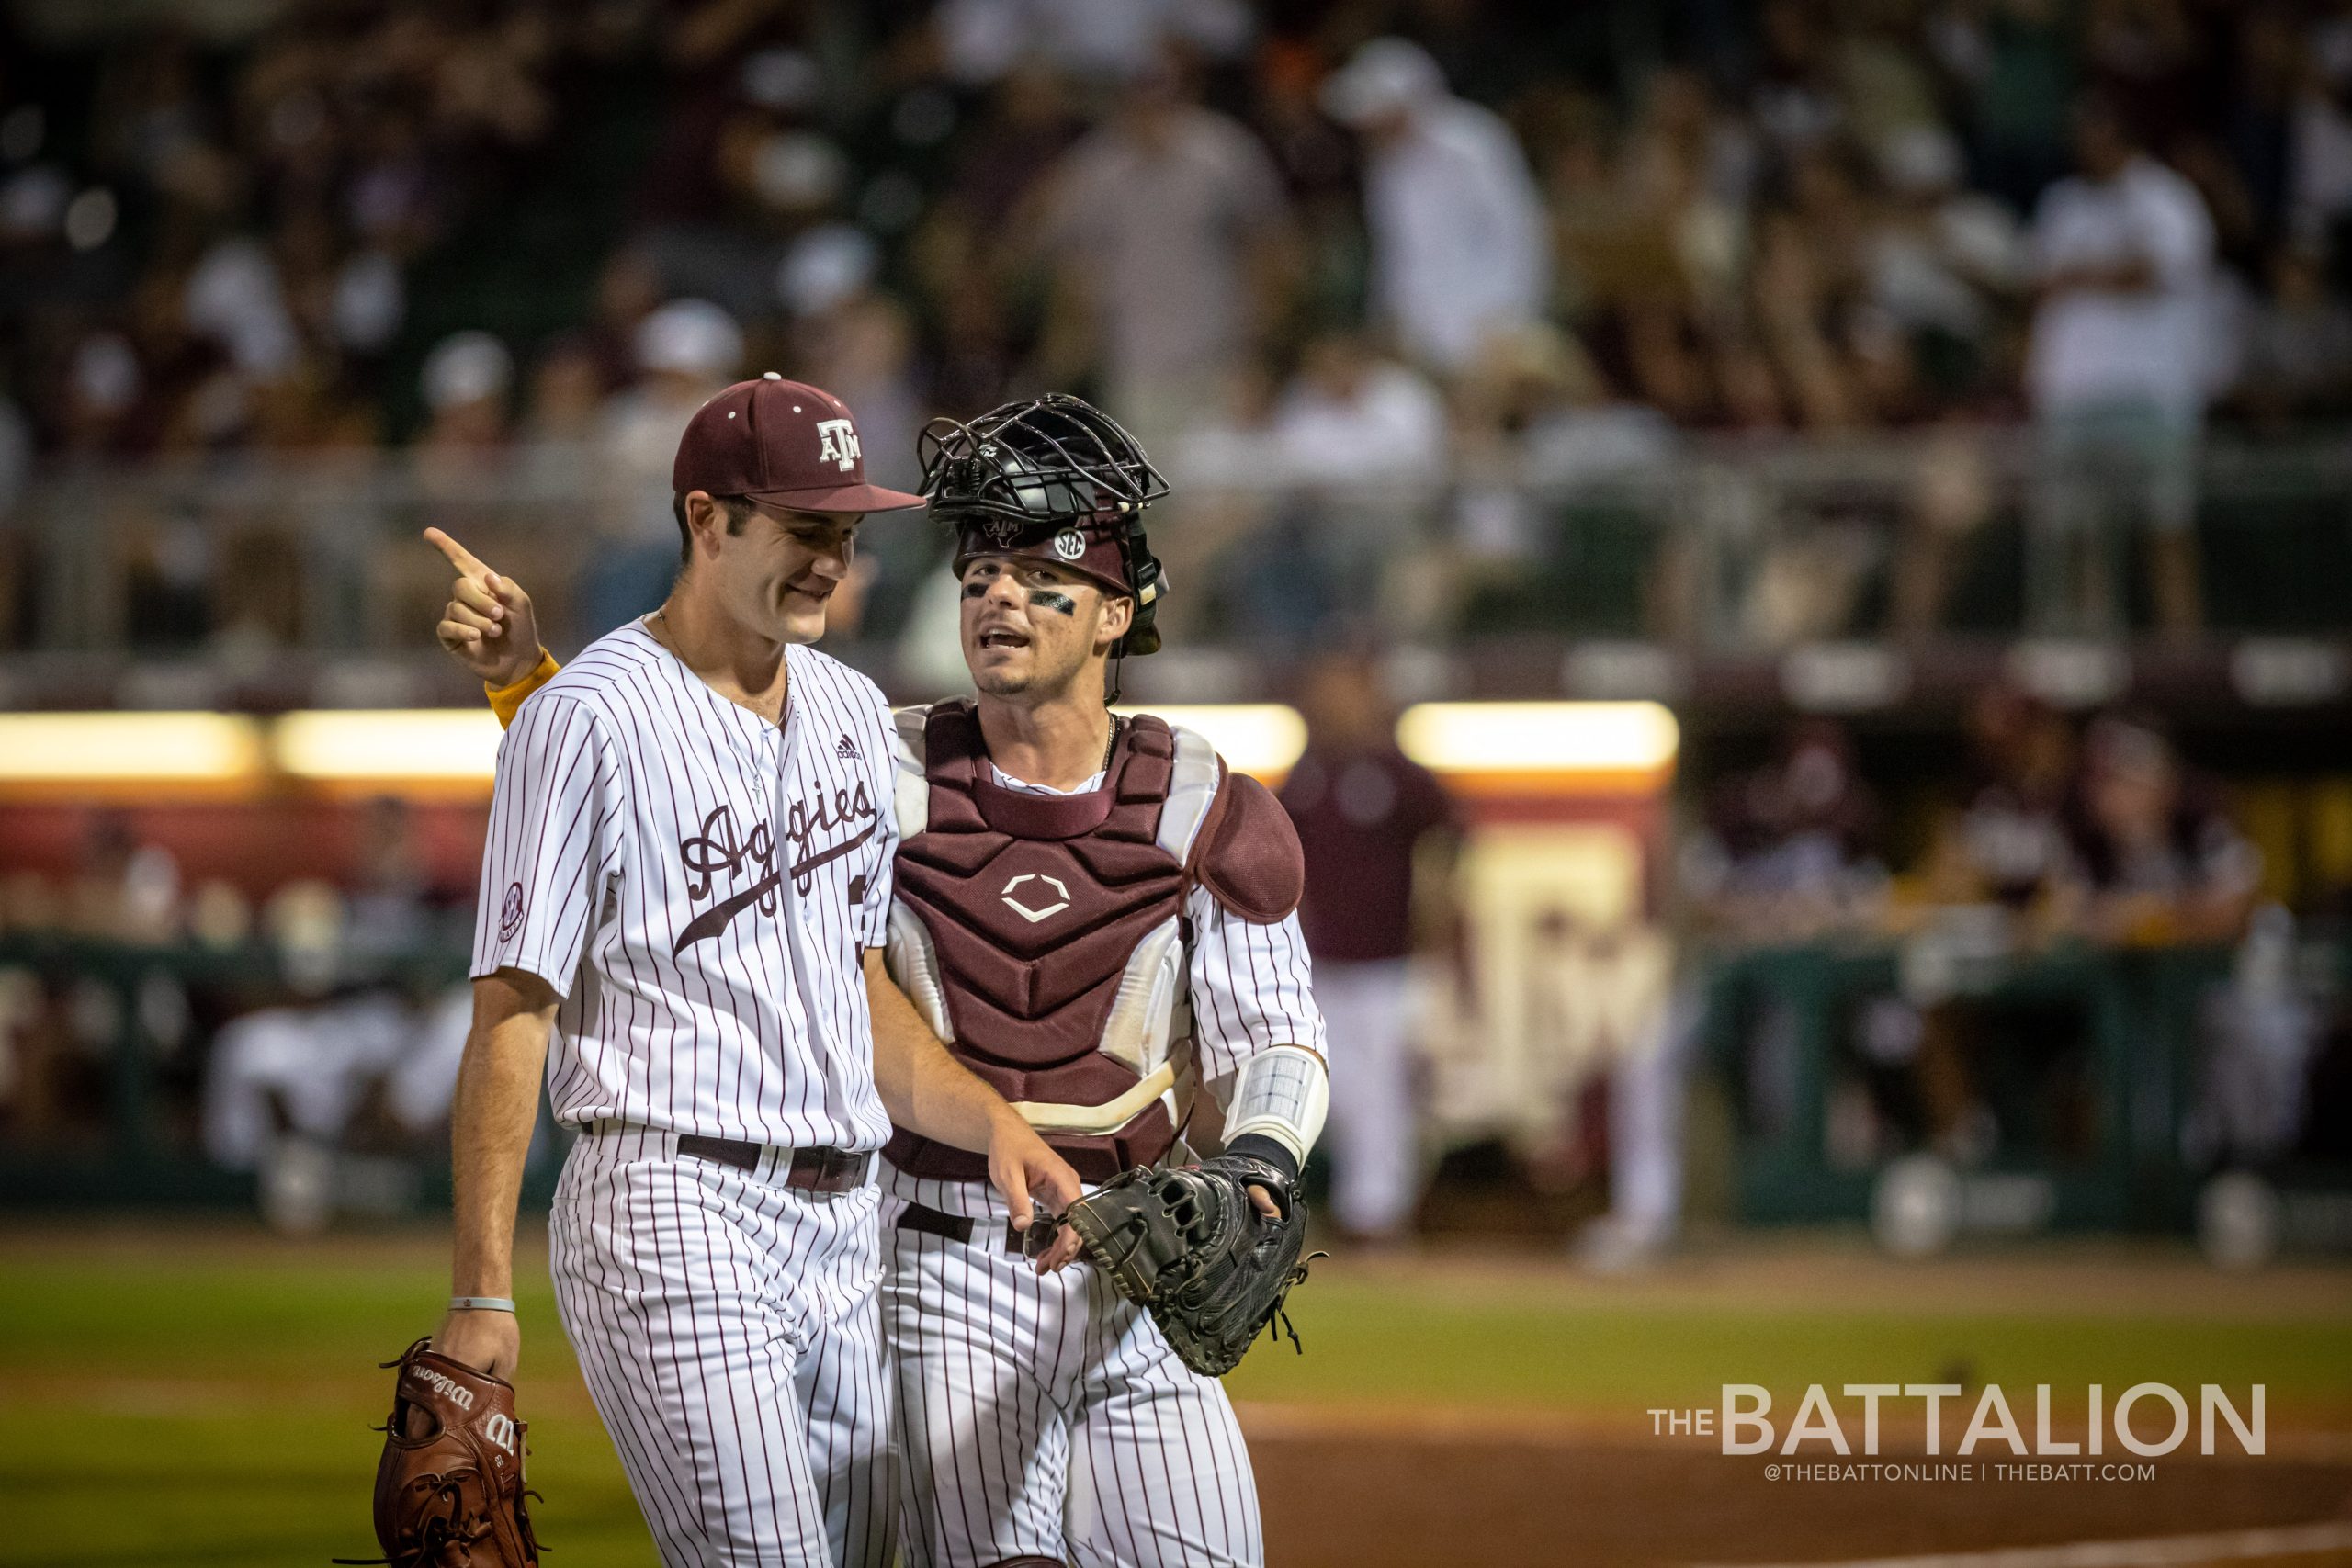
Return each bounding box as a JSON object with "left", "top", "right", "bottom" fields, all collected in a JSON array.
[{"left": 884, "top": 701, "right": 1194, "bottom": 1182}]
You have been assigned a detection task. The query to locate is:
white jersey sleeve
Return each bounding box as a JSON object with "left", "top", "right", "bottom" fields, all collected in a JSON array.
[
  {"left": 471, "top": 690, "right": 625, "bottom": 996},
  {"left": 1185, "top": 885, "right": 1326, "bottom": 1080}
]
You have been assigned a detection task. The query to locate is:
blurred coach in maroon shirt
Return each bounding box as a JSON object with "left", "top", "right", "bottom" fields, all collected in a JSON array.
[{"left": 1279, "top": 649, "right": 1460, "bottom": 1242}]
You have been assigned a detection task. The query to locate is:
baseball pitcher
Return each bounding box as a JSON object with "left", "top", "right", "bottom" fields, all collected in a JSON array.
[{"left": 413, "top": 376, "right": 1083, "bottom": 1568}]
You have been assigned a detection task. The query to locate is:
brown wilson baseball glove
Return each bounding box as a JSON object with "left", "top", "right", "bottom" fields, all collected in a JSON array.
[
  {"left": 1062, "top": 1152, "right": 1321, "bottom": 1377},
  {"left": 339, "top": 1338, "right": 544, "bottom": 1568}
]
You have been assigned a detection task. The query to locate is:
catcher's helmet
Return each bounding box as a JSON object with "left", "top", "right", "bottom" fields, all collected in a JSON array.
[{"left": 918, "top": 393, "right": 1170, "bottom": 657}]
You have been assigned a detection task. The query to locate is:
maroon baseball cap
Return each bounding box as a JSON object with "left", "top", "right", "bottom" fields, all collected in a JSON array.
[{"left": 672, "top": 375, "right": 923, "bottom": 513}]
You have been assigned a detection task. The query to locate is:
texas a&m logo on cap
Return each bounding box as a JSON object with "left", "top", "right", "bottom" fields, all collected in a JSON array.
[
  {"left": 673, "top": 376, "right": 922, "bottom": 512},
  {"left": 816, "top": 418, "right": 860, "bottom": 472}
]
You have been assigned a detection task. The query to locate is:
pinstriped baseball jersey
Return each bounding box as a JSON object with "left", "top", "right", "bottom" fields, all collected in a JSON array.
[{"left": 470, "top": 623, "right": 899, "bottom": 1151}]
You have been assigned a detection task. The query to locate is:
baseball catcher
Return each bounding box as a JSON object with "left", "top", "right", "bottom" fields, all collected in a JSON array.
[{"left": 342, "top": 1338, "right": 544, "bottom": 1568}]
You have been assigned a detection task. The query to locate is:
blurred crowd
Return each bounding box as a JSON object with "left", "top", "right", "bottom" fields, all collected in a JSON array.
[
  {"left": 0, "top": 798, "right": 478, "bottom": 1216},
  {"left": 8, "top": 0, "right": 2352, "bottom": 650},
  {"left": 1578, "top": 690, "right": 2343, "bottom": 1266},
  {"left": 1685, "top": 697, "right": 2263, "bottom": 954},
  {"left": 1254, "top": 649, "right": 2347, "bottom": 1258}
]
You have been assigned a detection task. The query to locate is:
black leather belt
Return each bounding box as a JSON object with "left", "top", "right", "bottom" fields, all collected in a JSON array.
[
  {"left": 675, "top": 1134, "right": 873, "bottom": 1193},
  {"left": 896, "top": 1201, "right": 1034, "bottom": 1255}
]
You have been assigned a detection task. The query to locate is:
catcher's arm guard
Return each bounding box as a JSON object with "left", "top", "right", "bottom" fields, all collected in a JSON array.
[
  {"left": 1062, "top": 1151, "right": 1324, "bottom": 1378},
  {"left": 337, "top": 1339, "right": 545, "bottom": 1568}
]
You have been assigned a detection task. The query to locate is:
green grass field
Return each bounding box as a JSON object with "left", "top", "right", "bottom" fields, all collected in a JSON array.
[{"left": 4, "top": 1224, "right": 2347, "bottom": 1567}]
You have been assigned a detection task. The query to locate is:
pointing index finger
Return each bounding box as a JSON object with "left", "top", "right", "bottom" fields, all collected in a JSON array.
[{"left": 424, "top": 526, "right": 489, "bottom": 583}]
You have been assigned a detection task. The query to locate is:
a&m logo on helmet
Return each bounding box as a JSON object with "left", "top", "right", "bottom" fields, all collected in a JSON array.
[{"left": 815, "top": 418, "right": 860, "bottom": 471}]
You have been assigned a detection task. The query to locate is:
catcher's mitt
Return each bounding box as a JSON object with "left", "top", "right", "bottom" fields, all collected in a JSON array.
[
  {"left": 1062, "top": 1153, "right": 1322, "bottom": 1377},
  {"left": 338, "top": 1338, "right": 544, "bottom": 1568}
]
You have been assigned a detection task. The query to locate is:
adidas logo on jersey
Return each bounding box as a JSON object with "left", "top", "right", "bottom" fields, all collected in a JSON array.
[{"left": 835, "top": 734, "right": 861, "bottom": 760}]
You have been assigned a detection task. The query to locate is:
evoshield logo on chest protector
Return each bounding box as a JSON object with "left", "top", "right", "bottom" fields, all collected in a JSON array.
[{"left": 1000, "top": 872, "right": 1070, "bottom": 923}]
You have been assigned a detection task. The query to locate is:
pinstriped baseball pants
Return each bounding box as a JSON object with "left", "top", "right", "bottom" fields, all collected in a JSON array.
[
  {"left": 550, "top": 1130, "right": 896, "bottom": 1566},
  {"left": 881, "top": 1197, "right": 1263, "bottom": 1568}
]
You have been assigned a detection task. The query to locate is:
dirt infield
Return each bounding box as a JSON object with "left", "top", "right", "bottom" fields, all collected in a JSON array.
[
  {"left": 1241, "top": 1239, "right": 2352, "bottom": 1568},
  {"left": 1243, "top": 1407, "right": 2352, "bottom": 1568}
]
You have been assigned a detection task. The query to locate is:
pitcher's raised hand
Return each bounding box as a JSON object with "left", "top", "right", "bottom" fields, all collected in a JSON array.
[{"left": 426, "top": 526, "right": 542, "bottom": 687}]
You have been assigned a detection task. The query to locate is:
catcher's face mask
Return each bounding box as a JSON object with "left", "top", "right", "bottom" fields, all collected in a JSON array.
[{"left": 920, "top": 393, "right": 1170, "bottom": 659}]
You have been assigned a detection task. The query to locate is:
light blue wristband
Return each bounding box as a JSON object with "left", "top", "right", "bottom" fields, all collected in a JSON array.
[{"left": 448, "top": 1296, "right": 516, "bottom": 1313}]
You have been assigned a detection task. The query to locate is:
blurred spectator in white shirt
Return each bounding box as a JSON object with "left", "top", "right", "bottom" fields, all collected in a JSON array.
[
  {"left": 515, "top": 334, "right": 605, "bottom": 491},
  {"left": 67, "top": 810, "right": 183, "bottom": 944},
  {"left": 1250, "top": 331, "right": 1448, "bottom": 644},
  {"left": 2029, "top": 107, "right": 2214, "bottom": 421},
  {"left": 1268, "top": 331, "right": 1447, "bottom": 486},
  {"left": 416, "top": 332, "right": 514, "bottom": 474},
  {"left": 2025, "top": 96, "right": 2214, "bottom": 635},
  {"left": 582, "top": 297, "right": 741, "bottom": 633},
  {"left": 1035, "top": 55, "right": 1294, "bottom": 462},
  {"left": 1323, "top": 38, "right": 1550, "bottom": 375},
  {"left": 404, "top": 333, "right": 519, "bottom": 617},
  {"left": 1192, "top": 333, "right": 1447, "bottom": 644},
  {"left": 781, "top": 223, "right": 927, "bottom": 633},
  {"left": 183, "top": 234, "right": 300, "bottom": 382},
  {"left": 1449, "top": 324, "right": 1674, "bottom": 576},
  {"left": 1868, "top": 126, "right": 2027, "bottom": 363},
  {"left": 1750, "top": 0, "right": 1846, "bottom": 161},
  {"left": 781, "top": 225, "right": 921, "bottom": 492}
]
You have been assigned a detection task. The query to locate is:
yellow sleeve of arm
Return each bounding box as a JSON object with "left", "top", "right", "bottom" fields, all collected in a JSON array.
[{"left": 486, "top": 649, "right": 560, "bottom": 728}]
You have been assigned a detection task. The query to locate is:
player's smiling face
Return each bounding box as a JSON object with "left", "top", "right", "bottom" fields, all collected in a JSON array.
[
  {"left": 960, "top": 556, "right": 1131, "bottom": 700},
  {"left": 713, "top": 502, "right": 861, "bottom": 644}
]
